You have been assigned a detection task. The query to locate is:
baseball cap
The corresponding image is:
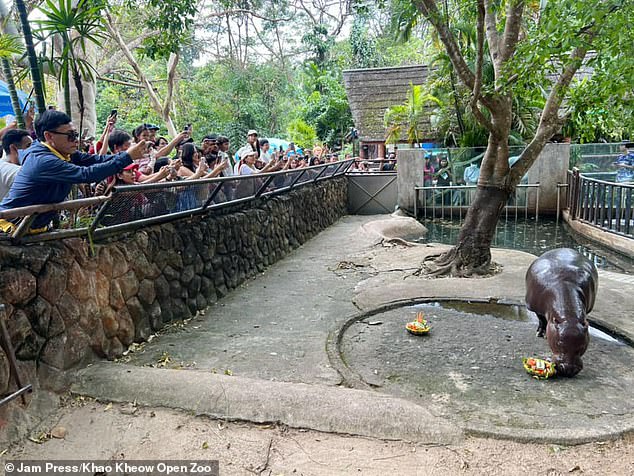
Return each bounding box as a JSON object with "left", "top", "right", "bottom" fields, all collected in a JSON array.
[
  {"left": 145, "top": 123, "right": 160, "bottom": 131},
  {"left": 247, "top": 129, "right": 258, "bottom": 136},
  {"left": 240, "top": 149, "right": 258, "bottom": 160},
  {"left": 123, "top": 163, "right": 139, "bottom": 171},
  {"left": 203, "top": 134, "right": 218, "bottom": 142}
]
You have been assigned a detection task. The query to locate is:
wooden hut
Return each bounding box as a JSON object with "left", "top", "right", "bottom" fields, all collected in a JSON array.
[{"left": 343, "top": 65, "right": 436, "bottom": 159}]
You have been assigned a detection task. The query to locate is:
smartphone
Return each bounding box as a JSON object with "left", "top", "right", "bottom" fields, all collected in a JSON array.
[{"left": 110, "top": 109, "right": 118, "bottom": 118}]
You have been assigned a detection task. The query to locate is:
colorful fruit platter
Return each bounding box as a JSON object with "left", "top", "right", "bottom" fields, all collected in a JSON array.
[
  {"left": 405, "top": 311, "right": 431, "bottom": 335},
  {"left": 522, "top": 357, "right": 556, "bottom": 379}
]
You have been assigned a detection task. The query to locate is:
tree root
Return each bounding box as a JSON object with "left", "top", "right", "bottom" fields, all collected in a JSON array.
[{"left": 417, "top": 247, "right": 500, "bottom": 278}]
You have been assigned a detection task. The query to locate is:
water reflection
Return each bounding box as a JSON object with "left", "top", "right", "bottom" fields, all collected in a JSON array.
[{"left": 419, "top": 217, "right": 634, "bottom": 274}]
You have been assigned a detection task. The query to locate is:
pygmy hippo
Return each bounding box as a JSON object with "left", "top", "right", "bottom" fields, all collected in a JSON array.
[{"left": 525, "top": 248, "right": 598, "bottom": 377}]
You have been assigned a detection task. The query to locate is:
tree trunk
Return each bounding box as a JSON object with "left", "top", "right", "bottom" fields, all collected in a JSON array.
[
  {"left": 14, "top": 0, "right": 46, "bottom": 114},
  {"left": 423, "top": 185, "right": 510, "bottom": 276},
  {"left": 424, "top": 105, "right": 514, "bottom": 277}
]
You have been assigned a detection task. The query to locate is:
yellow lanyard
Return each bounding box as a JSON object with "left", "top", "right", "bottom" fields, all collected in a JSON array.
[{"left": 42, "top": 142, "right": 71, "bottom": 162}]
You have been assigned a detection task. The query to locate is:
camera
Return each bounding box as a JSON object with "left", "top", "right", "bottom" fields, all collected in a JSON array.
[
  {"left": 110, "top": 109, "right": 118, "bottom": 118},
  {"left": 183, "top": 124, "right": 191, "bottom": 132}
]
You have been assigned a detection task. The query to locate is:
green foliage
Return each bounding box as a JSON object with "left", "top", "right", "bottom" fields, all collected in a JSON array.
[
  {"left": 350, "top": 13, "right": 381, "bottom": 68},
  {"left": 35, "top": 0, "right": 108, "bottom": 116},
  {"left": 0, "top": 34, "right": 24, "bottom": 58},
  {"left": 384, "top": 83, "right": 441, "bottom": 145},
  {"left": 299, "top": 62, "right": 353, "bottom": 147},
  {"left": 509, "top": 0, "right": 634, "bottom": 142},
  {"left": 286, "top": 118, "right": 317, "bottom": 149},
  {"left": 125, "top": 0, "right": 198, "bottom": 59}
]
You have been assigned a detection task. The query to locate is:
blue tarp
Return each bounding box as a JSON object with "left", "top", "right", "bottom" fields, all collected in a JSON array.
[
  {"left": 0, "top": 80, "right": 30, "bottom": 119},
  {"left": 265, "top": 137, "right": 290, "bottom": 152}
]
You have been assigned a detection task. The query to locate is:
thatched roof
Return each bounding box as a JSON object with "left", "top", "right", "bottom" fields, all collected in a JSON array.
[{"left": 343, "top": 65, "right": 435, "bottom": 143}]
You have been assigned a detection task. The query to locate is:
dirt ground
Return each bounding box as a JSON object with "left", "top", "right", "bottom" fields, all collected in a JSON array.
[{"left": 3, "top": 397, "right": 634, "bottom": 476}]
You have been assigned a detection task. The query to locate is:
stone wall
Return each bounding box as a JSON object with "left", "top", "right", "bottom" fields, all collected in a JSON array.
[{"left": 0, "top": 177, "right": 347, "bottom": 396}]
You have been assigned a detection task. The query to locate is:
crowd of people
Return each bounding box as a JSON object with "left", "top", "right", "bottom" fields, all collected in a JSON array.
[
  {"left": 2, "top": 107, "right": 629, "bottom": 234},
  {"left": 0, "top": 110, "right": 352, "bottom": 234}
]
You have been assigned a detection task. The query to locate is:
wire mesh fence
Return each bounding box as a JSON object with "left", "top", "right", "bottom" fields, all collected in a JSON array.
[{"left": 0, "top": 160, "right": 353, "bottom": 244}]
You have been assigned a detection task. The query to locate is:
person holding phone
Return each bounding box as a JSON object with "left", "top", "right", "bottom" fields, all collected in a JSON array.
[
  {"left": 0, "top": 110, "right": 149, "bottom": 234},
  {"left": 93, "top": 110, "right": 118, "bottom": 154}
]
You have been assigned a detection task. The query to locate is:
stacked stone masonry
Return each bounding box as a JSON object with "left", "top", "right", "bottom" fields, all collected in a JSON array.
[{"left": 0, "top": 178, "right": 347, "bottom": 395}]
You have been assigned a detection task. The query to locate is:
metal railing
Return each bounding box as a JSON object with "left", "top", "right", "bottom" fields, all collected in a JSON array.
[
  {"left": 567, "top": 168, "right": 633, "bottom": 238},
  {"left": 413, "top": 183, "right": 541, "bottom": 221},
  {"left": 0, "top": 160, "right": 353, "bottom": 245}
]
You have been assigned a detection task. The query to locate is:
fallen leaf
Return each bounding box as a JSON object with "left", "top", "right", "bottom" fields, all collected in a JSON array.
[
  {"left": 51, "top": 427, "right": 67, "bottom": 439},
  {"left": 120, "top": 404, "right": 138, "bottom": 416},
  {"left": 28, "top": 432, "right": 49, "bottom": 444},
  {"left": 104, "top": 403, "right": 112, "bottom": 411},
  {"left": 224, "top": 369, "right": 233, "bottom": 376},
  {"left": 568, "top": 465, "right": 581, "bottom": 473},
  {"left": 367, "top": 321, "right": 383, "bottom": 326},
  {"left": 202, "top": 441, "right": 209, "bottom": 449}
]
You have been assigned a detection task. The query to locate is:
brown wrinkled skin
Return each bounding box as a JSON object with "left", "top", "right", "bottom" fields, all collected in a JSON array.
[{"left": 525, "top": 248, "right": 598, "bottom": 377}]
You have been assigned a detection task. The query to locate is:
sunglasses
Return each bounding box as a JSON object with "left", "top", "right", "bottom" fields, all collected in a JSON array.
[{"left": 49, "top": 130, "right": 80, "bottom": 141}]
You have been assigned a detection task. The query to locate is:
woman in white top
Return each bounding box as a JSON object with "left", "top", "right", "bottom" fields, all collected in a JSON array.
[{"left": 238, "top": 150, "right": 278, "bottom": 175}]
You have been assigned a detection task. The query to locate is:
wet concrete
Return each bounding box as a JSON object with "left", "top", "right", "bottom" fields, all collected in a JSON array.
[
  {"left": 73, "top": 214, "right": 634, "bottom": 444},
  {"left": 339, "top": 301, "right": 634, "bottom": 443}
]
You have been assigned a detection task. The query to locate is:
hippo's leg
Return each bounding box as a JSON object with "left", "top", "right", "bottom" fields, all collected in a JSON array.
[{"left": 535, "top": 313, "right": 547, "bottom": 338}]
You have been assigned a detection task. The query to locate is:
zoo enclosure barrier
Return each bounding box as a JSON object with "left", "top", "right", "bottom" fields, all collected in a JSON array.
[
  {"left": 566, "top": 168, "right": 633, "bottom": 238},
  {"left": 346, "top": 171, "right": 397, "bottom": 215},
  {"left": 413, "top": 183, "right": 541, "bottom": 221},
  {"left": 0, "top": 159, "right": 354, "bottom": 245}
]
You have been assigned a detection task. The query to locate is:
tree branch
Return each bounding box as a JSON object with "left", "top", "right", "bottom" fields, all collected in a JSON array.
[
  {"left": 415, "top": 0, "right": 475, "bottom": 90},
  {"left": 198, "top": 8, "right": 292, "bottom": 23},
  {"left": 483, "top": 0, "right": 501, "bottom": 65},
  {"left": 163, "top": 53, "right": 178, "bottom": 118},
  {"left": 511, "top": 44, "right": 590, "bottom": 183},
  {"left": 499, "top": 0, "right": 525, "bottom": 64},
  {"left": 97, "top": 75, "right": 145, "bottom": 88},
  {"left": 104, "top": 10, "right": 176, "bottom": 136},
  {"left": 97, "top": 31, "right": 158, "bottom": 76},
  {"left": 471, "top": 1, "right": 485, "bottom": 104}
]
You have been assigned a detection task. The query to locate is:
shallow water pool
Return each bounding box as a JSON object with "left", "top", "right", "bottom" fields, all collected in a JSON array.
[{"left": 418, "top": 217, "right": 634, "bottom": 274}]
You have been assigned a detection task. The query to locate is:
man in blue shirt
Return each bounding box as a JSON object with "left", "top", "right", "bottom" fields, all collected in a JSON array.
[
  {"left": 614, "top": 142, "right": 634, "bottom": 184},
  {"left": 0, "top": 110, "right": 148, "bottom": 233}
]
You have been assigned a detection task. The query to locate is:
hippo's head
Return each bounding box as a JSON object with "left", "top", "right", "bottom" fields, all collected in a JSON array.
[
  {"left": 547, "top": 319, "right": 589, "bottom": 377},
  {"left": 554, "top": 354, "right": 584, "bottom": 377}
]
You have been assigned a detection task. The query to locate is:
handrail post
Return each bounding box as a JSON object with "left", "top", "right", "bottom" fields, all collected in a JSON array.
[
  {"left": 89, "top": 197, "right": 113, "bottom": 234},
  {"left": 312, "top": 164, "right": 329, "bottom": 183},
  {"left": 254, "top": 174, "right": 276, "bottom": 198},
  {"left": 202, "top": 182, "right": 225, "bottom": 209},
  {"left": 287, "top": 168, "right": 308, "bottom": 190},
  {"left": 11, "top": 214, "right": 37, "bottom": 244}
]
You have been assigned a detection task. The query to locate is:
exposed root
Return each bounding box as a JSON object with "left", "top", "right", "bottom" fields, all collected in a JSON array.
[
  {"left": 416, "top": 248, "right": 502, "bottom": 278},
  {"left": 380, "top": 237, "right": 416, "bottom": 248}
]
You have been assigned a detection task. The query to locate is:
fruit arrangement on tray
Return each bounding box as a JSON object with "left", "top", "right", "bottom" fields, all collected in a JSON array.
[
  {"left": 522, "top": 357, "right": 556, "bottom": 379},
  {"left": 405, "top": 311, "right": 430, "bottom": 335}
]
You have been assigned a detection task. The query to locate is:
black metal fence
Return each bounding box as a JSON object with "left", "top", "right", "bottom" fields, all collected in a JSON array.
[
  {"left": 0, "top": 160, "right": 353, "bottom": 245},
  {"left": 567, "top": 168, "right": 633, "bottom": 238},
  {"left": 413, "top": 183, "right": 541, "bottom": 221}
]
